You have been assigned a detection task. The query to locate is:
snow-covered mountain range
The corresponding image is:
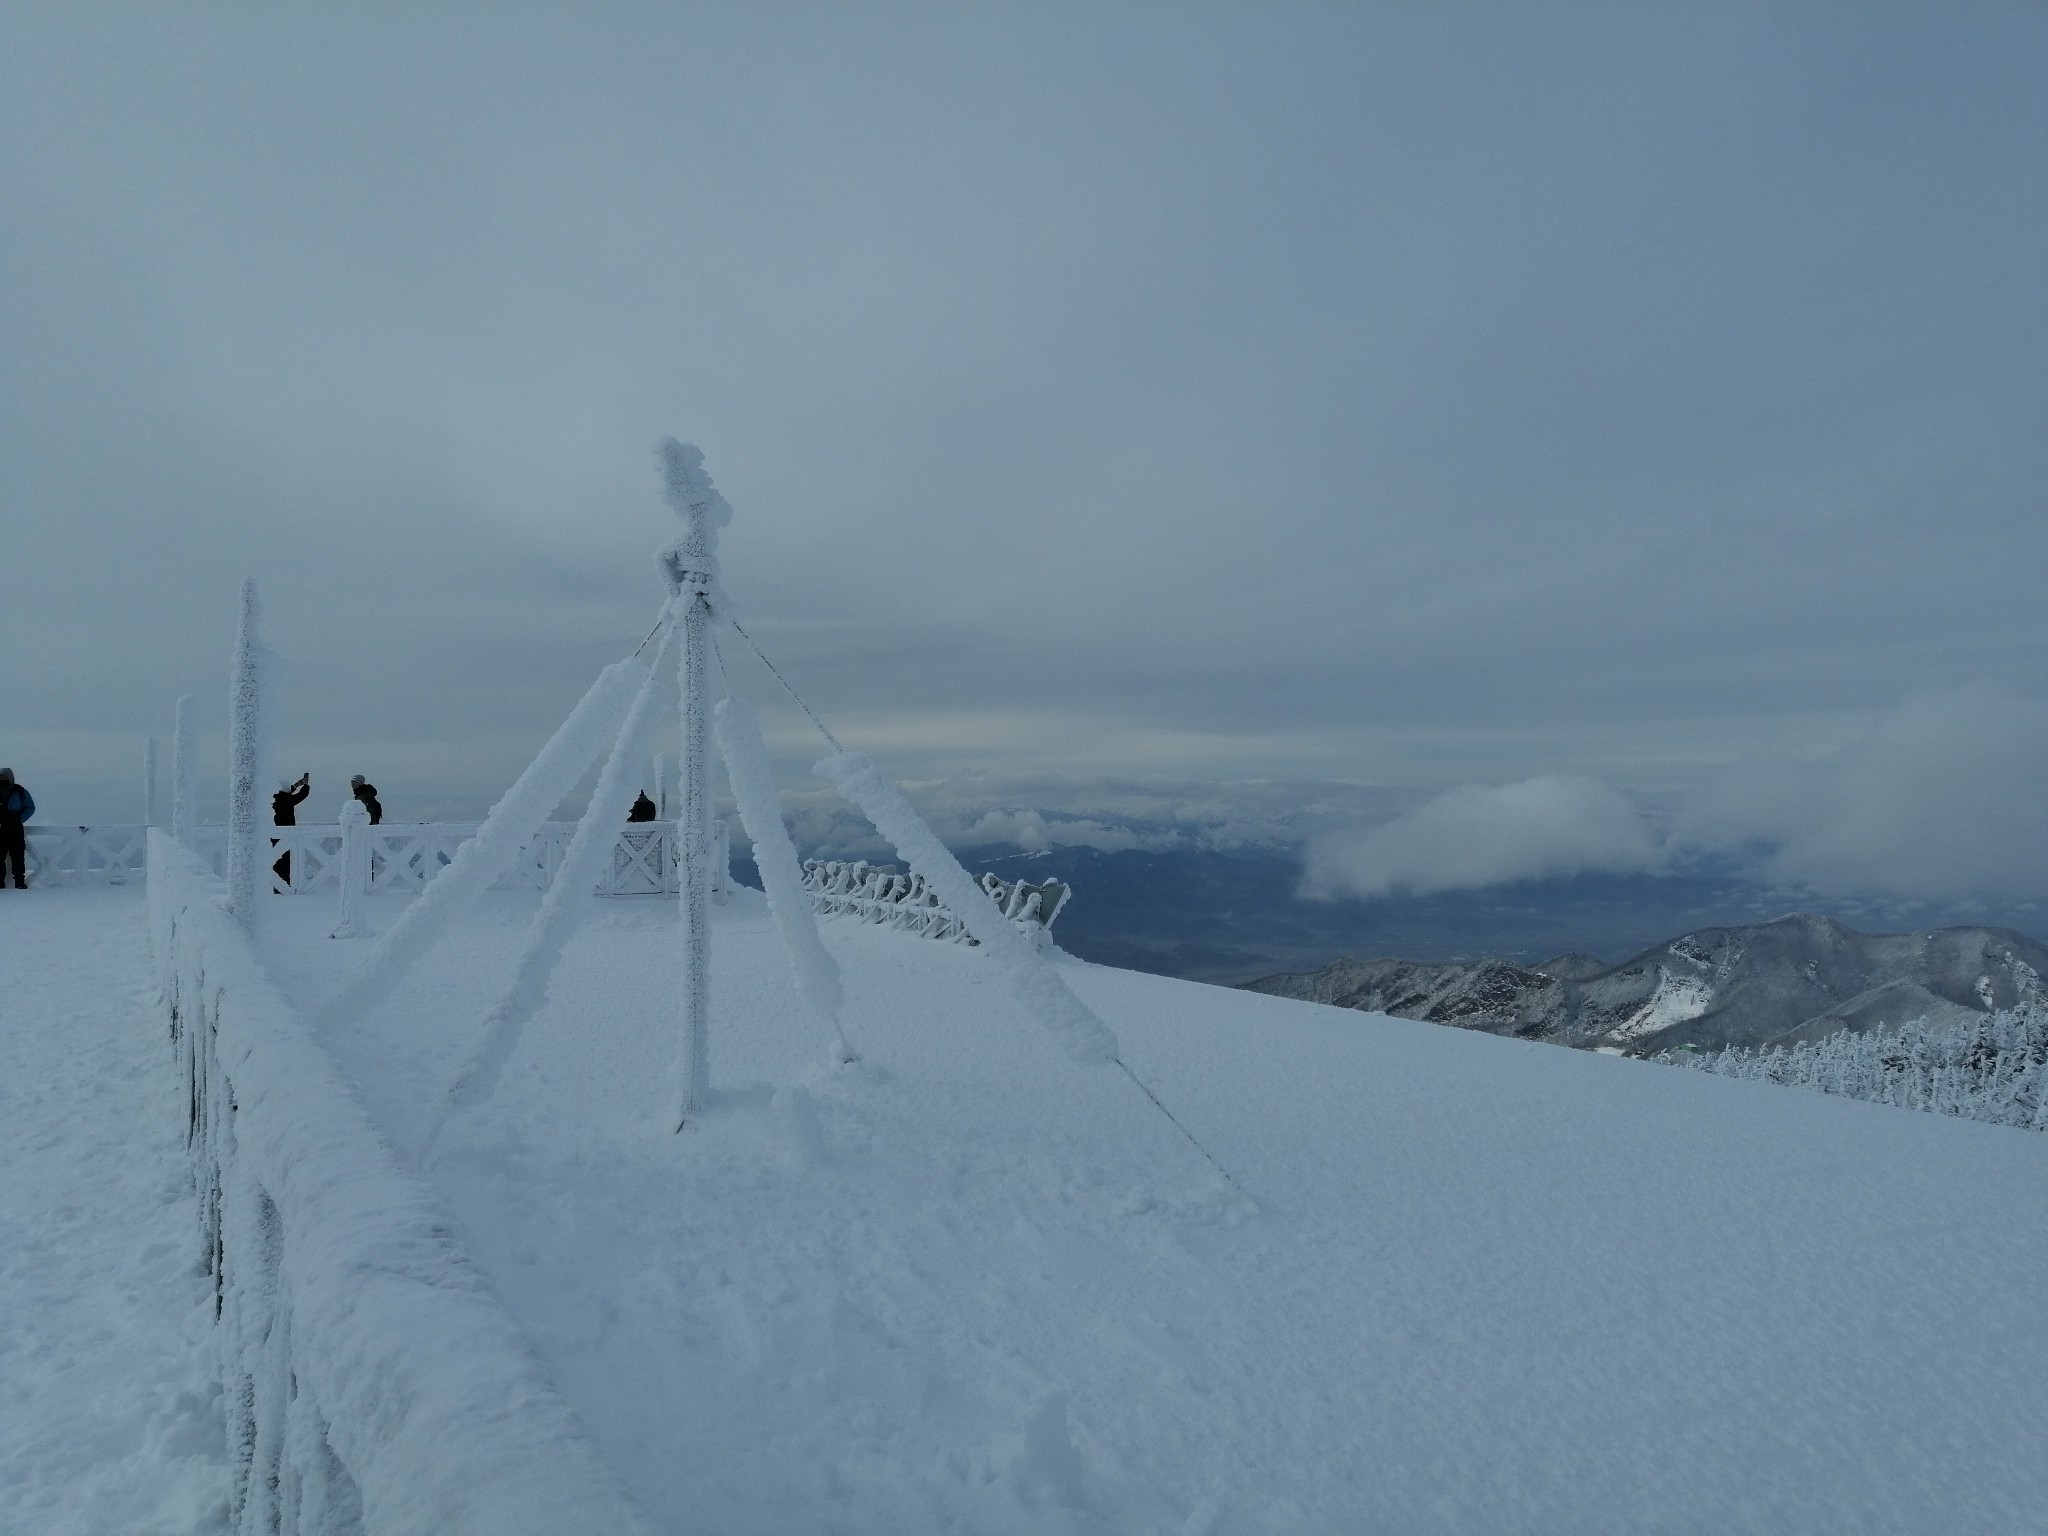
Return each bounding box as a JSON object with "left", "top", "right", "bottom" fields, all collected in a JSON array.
[{"left": 1240, "top": 913, "right": 2048, "bottom": 1054}]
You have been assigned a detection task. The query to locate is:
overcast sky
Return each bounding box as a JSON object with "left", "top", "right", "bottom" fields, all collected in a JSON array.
[{"left": 3, "top": 4, "right": 2044, "bottom": 900}]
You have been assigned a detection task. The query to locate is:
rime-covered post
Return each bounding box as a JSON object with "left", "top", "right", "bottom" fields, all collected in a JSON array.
[
  {"left": 171, "top": 694, "right": 199, "bottom": 845},
  {"left": 143, "top": 736, "right": 159, "bottom": 828},
  {"left": 652, "top": 752, "right": 668, "bottom": 819},
  {"left": 658, "top": 439, "right": 733, "bottom": 1125},
  {"left": 226, "top": 579, "right": 268, "bottom": 926},
  {"left": 331, "top": 797, "right": 371, "bottom": 939}
]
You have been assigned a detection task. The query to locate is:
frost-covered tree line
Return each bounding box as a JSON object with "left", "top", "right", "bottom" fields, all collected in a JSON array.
[{"left": 1660, "top": 1003, "right": 2048, "bottom": 1133}]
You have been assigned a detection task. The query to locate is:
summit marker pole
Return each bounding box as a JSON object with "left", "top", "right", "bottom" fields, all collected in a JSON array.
[{"left": 659, "top": 440, "right": 733, "bottom": 1127}]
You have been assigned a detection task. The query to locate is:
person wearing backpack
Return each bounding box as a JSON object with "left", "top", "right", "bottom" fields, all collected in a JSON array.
[{"left": 0, "top": 768, "right": 35, "bottom": 889}]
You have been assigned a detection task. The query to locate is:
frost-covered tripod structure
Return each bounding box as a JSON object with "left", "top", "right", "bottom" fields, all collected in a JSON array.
[{"left": 323, "top": 438, "right": 1172, "bottom": 1163}]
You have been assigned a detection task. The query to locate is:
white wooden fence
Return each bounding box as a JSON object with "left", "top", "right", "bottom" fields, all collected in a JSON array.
[
  {"left": 23, "top": 823, "right": 151, "bottom": 885},
  {"left": 28, "top": 822, "right": 682, "bottom": 897},
  {"left": 36, "top": 826, "right": 1070, "bottom": 951}
]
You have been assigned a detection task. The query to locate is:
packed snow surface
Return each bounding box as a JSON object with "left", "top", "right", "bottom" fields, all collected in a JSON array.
[
  {"left": 246, "top": 883, "right": 2048, "bottom": 1534},
  {"left": 0, "top": 888, "right": 229, "bottom": 1533}
]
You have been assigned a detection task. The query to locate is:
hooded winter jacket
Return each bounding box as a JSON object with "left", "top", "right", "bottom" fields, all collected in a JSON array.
[{"left": 0, "top": 783, "right": 33, "bottom": 827}]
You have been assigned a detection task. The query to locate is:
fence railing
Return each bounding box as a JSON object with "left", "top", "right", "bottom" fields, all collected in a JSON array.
[
  {"left": 24, "top": 823, "right": 150, "bottom": 885},
  {"left": 31, "top": 822, "right": 683, "bottom": 897},
  {"left": 801, "top": 858, "right": 1069, "bottom": 946},
  {"left": 150, "top": 831, "right": 656, "bottom": 1536}
]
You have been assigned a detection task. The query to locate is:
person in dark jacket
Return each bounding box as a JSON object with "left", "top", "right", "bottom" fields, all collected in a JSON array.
[
  {"left": 0, "top": 768, "right": 34, "bottom": 888},
  {"left": 272, "top": 772, "right": 310, "bottom": 885},
  {"left": 627, "top": 791, "right": 658, "bottom": 822},
  {"left": 349, "top": 775, "right": 383, "bottom": 825}
]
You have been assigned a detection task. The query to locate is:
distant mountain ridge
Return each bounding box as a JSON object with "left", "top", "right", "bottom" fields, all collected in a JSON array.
[{"left": 1239, "top": 913, "right": 2048, "bottom": 1054}]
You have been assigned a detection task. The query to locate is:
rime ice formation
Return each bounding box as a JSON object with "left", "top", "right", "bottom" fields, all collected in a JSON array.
[
  {"left": 818, "top": 749, "right": 1120, "bottom": 1065},
  {"left": 715, "top": 695, "right": 849, "bottom": 1056},
  {"left": 224, "top": 578, "right": 272, "bottom": 926},
  {"left": 446, "top": 623, "right": 681, "bottom": 1120},
  {"left": 319, "top": 656, "right": 648, "bottom": 1026}
]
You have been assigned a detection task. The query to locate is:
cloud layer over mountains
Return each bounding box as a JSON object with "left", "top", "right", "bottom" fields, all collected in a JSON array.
[
  {"left": 818, "top": 688, "right": 2048, "bottom": 909},
  {"left": 1298, "top": 687, "right": 2048, "bottom": 903}
]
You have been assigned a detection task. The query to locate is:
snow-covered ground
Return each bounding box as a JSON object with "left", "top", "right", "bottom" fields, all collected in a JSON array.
[
  {"left": 243, "top": 884, "right": 2048, "bottom": 1535},
  {"left": 0, "top": 887, "right": 229, "bottom": 1534}
]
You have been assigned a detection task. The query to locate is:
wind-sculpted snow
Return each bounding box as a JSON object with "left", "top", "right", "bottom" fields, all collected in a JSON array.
[
  {"left": 248, "top": 881, "right": 2048, "bottom": 1533},
  {"left": 149, "top": 834, "right": 657, "bottom": 1535}
]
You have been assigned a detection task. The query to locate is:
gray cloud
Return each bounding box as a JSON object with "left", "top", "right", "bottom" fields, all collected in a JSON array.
[
  {"left": 1289, "top": 687, "right": 2048, "bottom": 904},
  {"left": 1678, "top": 685, "right": 2048, "bottom": 900},
  {"left": 3, "top": 1, "right": 2044, "bottom": 913},
  {"left": 1300, "top": 775, "right": 1666, "bottom": 899}
]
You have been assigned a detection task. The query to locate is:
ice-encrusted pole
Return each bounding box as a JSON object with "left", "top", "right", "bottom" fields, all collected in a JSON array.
[
  {"left": 171, "top": 695, "right": 199, "bottom": 845},
  {"left": 816, "top": 750, "right": 1120, "bottom": 1065},
  {"left": 715, "top": 695, "right": 854, "bottom": 1063},
  {"left": 659, "top": 439, "right": 732, "bottom": 1127},
  {"left": 226, "top": 578, "right": 268, "bottom": 926},
  {"left": 143, "top": 736, "right": 159, "bottom": 828},
  {"left": 317, "top": 655, "right": 646, "bottom": 1026},
  {"left": 440, "top": 618, "right": 679, "bottom": 1122},
  {"left": 330, "top": 796, "right": 371, "bottom": 939}
]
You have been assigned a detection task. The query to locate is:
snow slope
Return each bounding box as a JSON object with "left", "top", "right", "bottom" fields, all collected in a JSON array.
[
  {"left": 249, "top": 885, "right": 2048, "bottom": 1535},
  {"left": 0, "top": 887, "right": 229, "bottom": 1534}
]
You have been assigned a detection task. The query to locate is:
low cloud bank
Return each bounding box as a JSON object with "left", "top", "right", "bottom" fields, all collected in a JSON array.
[
  {"left": 1301, "top": 686, "right": 2048, "bottom": 903},
  {"left": 728, "top": 687, "right": 2048, "bottom": 909},
  {"left": 1301, "top": 775, "right": 1665, "bottom": 899},
  {"left": 739, "top": 772, "right": 1404, "bottom": 865},
  {"left": 1677, "top": 684, "right": 2048, "bottom": 899}
]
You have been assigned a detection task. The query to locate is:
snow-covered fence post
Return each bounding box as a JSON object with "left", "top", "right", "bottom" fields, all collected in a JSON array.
[
  {"left": 658, "top": 439, "right": 733, "bottom": 1126},
  {"left": 225, "top": 578, "right": 268, "bottom": 927},
  {"left": 652, "top": 752, "right": 668, "bottom": 820},
  {"left": 172, "top": 694, "right": 199, "bottom": 845},
  {"left": 331, "top": 797, "right": 371, "bottom": 939},
  {"left": 144, "top": 735, "right": 159, "bottom": 828}
]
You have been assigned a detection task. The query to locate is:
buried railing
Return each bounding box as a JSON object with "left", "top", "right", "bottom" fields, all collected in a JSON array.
[
  {"left": 151, "top": 832, "right": 656, "bottom": 1536},
  {"left": 801, "top": 858, "right": 1069, "bottom": 945}
]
